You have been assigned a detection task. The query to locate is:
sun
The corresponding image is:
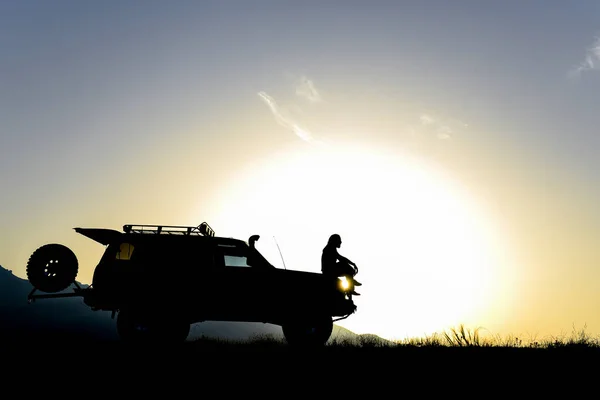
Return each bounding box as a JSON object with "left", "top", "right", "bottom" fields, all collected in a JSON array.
[{"left": 197, "top": 142, "right": 506, "bottom": 341}]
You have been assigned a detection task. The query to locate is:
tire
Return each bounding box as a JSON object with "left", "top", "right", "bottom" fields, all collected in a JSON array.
[
  {"left": 26, "top": 244, "right": 78, "bottom": 293},
  {"left": 116, "top": 308, "right": 190, "bottom": 344},
  {"left": 282, "top": 316, "right": 333, "bottom": 347}
]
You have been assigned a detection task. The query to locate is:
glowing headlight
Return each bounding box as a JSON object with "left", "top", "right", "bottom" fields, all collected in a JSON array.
[{"left": 338, "top": 276, "right": 351, "bottom": 291}]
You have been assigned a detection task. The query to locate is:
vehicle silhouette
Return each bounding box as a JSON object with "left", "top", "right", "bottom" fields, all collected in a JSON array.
[{"left": 25, "top": 222, "right": 358, "bottom": 346}]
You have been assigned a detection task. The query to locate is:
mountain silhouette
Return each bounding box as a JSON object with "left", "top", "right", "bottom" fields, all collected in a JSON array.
[
  {"left": 0, "top": 265, "right": 119, "bottom": 342},
  {"left": 0, "top": 265, "right": 369, "bottom": 343}
]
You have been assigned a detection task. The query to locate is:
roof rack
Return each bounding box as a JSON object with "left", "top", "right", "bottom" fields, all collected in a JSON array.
[{"left": 122, "top": 222, "right": 215, "bottom": 237}]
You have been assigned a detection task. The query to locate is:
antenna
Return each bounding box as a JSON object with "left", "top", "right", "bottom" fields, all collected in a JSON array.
[{"left": 273, "top": 236, "right": 287, "bottom": 270}]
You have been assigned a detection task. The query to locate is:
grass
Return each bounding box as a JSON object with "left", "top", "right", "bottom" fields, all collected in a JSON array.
[
  {"left": 306, "top": 323, "right": 595, "bottom": 348},
  {"left": 5, "top": 324, "right": 597, "bottom": 392},
  {"left": 4, "top": 322, "right": 599, "bottom": 351},
  {"left": 180, "top": 323, "right": 600, "bottom": 351}
]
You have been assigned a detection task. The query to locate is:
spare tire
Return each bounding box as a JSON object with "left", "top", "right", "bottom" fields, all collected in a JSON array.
[{"left": 26, "top": 243, "right": 78, "bottom": 293}]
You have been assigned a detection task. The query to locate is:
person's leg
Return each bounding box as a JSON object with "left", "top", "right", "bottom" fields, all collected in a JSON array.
[
  {"left": 341, "top": 270, "right": 361, "bottom": 295},
  {"left": 333, "top": 262, "right": 362, "bottom": 292},
  {"left": 348, "top": 278, "right": 360, "bottom": 296},
  {"left": 338, "top": 261, "right": 355, "bottom": 276},
  {"left": 339, "top": 262, "right": 361, "bottom": 286}
]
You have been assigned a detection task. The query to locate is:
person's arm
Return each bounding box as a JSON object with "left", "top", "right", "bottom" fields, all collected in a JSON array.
[{"left": 337, "top": 251, "right": 357, "bottom": 268}]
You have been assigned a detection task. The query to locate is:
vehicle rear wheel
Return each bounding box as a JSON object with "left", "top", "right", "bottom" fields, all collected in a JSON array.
[
  {"left": 116, "top": 308, "right": 190, "bottom": 344},
  {"left": 26, "top": 243, "right": 78, "bottom": 293},
  {"left": 282, "top": 316, "right": 333, "bottom": 347}
]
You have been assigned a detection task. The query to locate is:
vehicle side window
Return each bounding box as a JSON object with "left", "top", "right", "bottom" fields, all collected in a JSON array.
[
  {"left": 218, "top": 243, "right": 250, "bottom": 268},
  {"left": 116, "top": 242, "right": 134, "bottom": 260},
  {"left": 224, "top": 255, "right": 249, "bottom": 267}
]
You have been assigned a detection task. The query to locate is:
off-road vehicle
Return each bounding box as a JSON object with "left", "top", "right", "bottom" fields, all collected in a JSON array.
[{"left": 25, "top": 222, "right": 359, "bottom": 346}]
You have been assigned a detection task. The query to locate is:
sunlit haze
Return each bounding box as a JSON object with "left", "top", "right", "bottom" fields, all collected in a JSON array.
[
  {"left": 1, "top": 1, "right": 599, "bottom": 342},
  {"left": 203, "top": 143, "right": 514, "bottom": 339}
]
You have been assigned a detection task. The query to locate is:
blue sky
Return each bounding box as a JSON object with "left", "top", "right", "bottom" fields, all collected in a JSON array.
[{"left": 1, "top": 1, "right": 599, "bottom": 341}]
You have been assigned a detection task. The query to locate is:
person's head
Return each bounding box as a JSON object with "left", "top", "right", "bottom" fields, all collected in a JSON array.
[{"left": 328, "top": 234, "right": 342, "bottom": 248}]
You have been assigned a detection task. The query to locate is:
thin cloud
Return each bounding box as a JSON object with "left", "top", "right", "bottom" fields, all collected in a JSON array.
[
  {"left": 568, "top": 36, "right": 600, "bottom": 79},
  {"left": 258, "top": 91, "right": 314, "bottom": 142},
  {"left": 420, "top": 114, "right": 435, "bottom": 125},
  {"left": 436, "top": 126, "right": 452, "bottom": 140},
  {"left": 419, "top": 113, "right": 454, "bottom": 140},
  {"left": 295, "top": 76, "right": 322, "bottom": 103}
]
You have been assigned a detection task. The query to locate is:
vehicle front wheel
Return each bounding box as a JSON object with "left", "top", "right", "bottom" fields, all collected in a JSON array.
[
  {"left": 116, "top": 309, "right": 190, "bottom": 344},
  {"left": 282, "top": 316, "right": 333, "bottom": 347}
]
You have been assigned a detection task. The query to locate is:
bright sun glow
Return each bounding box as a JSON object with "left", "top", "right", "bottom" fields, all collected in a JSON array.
[
  {"left": 198, "top": 142, "right": 508, "bottom": 341},
  {"left": 339, "top": 276, "right": 350, "bottom": 291}
]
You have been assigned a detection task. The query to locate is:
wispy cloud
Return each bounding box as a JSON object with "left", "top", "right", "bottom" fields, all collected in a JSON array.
[
  {"left": 295, "top": 76, "right": 322, "bottom": 103},
  {"left": 419, "top": 113, "right": 453, "bottom": 140},
  {"left": 435, "top": 125, "right": 452, "bottom": 140},
  {"left": 568, "top": 36, "right": 600, "bottom": 79},
  {"left": 419, "top": 114, "right": 435, "bottom": 125},
  {"left": 258, "top": 91, "right": 314, "bottom": 142}
]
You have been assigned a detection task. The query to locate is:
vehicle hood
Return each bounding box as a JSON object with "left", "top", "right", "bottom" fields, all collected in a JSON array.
[{"left": 73, "top": 227, "right": 122, "bottom": 245}]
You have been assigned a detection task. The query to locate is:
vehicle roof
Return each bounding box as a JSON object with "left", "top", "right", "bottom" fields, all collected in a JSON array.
[{"left": 74, "top": 226, "right": 247, "bottom": 247}]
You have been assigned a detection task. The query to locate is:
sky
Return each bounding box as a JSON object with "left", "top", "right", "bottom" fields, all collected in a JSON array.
[{"left": 1, "top": 0, "right": 599, "bottom": 342}]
